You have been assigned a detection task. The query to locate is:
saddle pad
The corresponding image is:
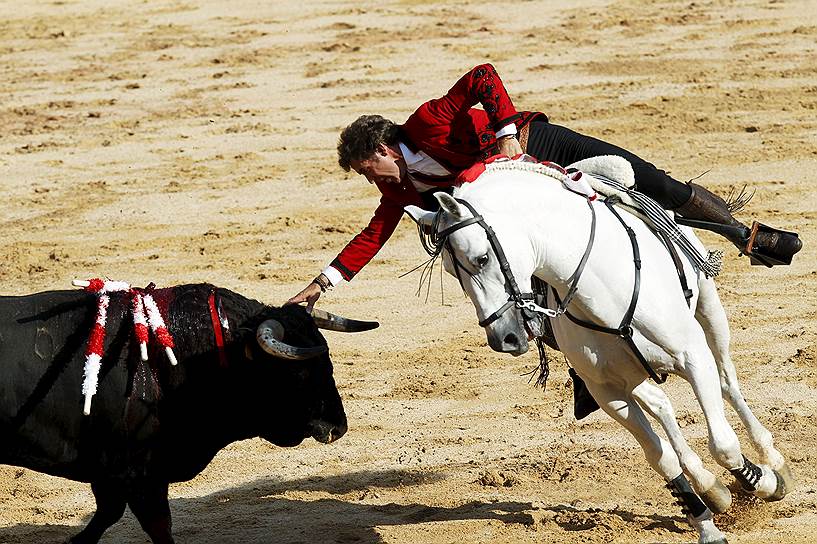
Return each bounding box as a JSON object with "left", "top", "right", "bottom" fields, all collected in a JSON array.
[{"left": 476, "top": 155, "right": 722, "bottom": 277}]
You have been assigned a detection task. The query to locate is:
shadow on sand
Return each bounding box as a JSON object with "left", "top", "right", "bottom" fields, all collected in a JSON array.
[
  {"left": 1, "top": 468, "right": 532, "bottom": 544},
  {"left": 1, "top": 467, "right": 694, "bottom": 543}
]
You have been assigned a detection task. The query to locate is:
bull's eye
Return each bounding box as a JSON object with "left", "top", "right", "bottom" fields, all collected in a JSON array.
[{"left": 476, "top": 253, "right": 490, "bottom": 267}]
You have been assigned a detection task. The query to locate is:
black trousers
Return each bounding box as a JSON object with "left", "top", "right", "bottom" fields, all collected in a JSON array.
[{"left": 525, "top": 120, "right": 692, "bottom": 209}]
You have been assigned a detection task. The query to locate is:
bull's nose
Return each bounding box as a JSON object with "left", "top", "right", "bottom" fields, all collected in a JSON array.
[
  {"left": 308, "top": 419, "right": 347, "bottom": 444},
  {"left": 329, "top": 420, "right": 348, "bottom": 442}
]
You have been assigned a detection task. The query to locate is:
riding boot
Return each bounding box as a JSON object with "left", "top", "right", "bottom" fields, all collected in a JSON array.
[
  {"left": 674, "top": 183, "right": 802, "bottom": 266},
  {"left": 569, "top": 368, "right": 600, "bottom": 420}
]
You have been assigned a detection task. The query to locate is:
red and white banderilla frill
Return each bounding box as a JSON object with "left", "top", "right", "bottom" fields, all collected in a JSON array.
[{"left": 73, "top": 279, "right": 177, "bottom": 415}]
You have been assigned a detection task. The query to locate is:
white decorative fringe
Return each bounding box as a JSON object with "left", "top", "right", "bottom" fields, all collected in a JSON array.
[
  {"left": 131, "top": 293, "right": 149, "bottom": 361},
  {"left": 82, "top": 355, "right": 102, "bottom": 416},
  {"left": 143, "top": 293, "right": 177, "bottom": 365}
]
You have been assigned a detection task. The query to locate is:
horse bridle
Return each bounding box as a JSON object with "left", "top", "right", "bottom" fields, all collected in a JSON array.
[
  {"left": 436, "top": 197, "right": 597, "bottom": 328},
  {"left": 435, "top": 196, "right": 667, "bottom": 384}
]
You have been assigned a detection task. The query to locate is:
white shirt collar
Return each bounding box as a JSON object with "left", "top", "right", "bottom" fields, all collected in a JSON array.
[{"left": 398, "top": 141, "right": 424, "bottom": 167}]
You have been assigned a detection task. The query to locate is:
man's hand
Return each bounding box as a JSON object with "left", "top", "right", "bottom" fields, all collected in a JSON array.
[
  {"left": 286, "top": 282, "right": 322, "bottom": 313},
  {"left": 497, "top": 135, "right": 523, "bottom": 158}
]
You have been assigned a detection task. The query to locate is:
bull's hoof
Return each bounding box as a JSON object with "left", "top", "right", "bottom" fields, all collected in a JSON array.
[
  {"left": 702, "top": 539, "right": 728, "bottom": 544},
  {"left": 700, "top": 478, "right": 732, "bottom": 514},
  {"left": 764, "top": 467, "right": 791, "bottom": 502}
]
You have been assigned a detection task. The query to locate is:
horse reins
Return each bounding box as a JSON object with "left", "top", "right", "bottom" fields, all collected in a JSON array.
[
  {"left": 552, "top": 200, "right": 667, "bottom": 383},
  {"left": 437, "top": 196, "right": 667, "bottom": 384}
]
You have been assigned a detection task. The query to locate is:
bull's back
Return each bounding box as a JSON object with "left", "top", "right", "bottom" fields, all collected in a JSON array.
[{"left": 0, "top": 289, "right": 132, "bottom": 478}]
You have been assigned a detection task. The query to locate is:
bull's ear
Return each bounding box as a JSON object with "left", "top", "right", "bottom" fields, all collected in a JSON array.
[
  {"left": 436, "top": 192, "right": 465, "bottom": 219},
  {"left": 404, "top": 205, "right": 435, "bottom": 227}
]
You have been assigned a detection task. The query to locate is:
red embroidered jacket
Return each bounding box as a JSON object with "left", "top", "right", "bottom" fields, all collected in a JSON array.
[{"left": 329, "top": 64, "right": 545, "bottom": 281}]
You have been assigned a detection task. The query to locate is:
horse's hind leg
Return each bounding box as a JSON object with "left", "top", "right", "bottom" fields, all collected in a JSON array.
[
  {"left": 695, "top": 276, "right": 792, "bottom": 497},
  {"left": 584, "top": 378, "right": 726, "bottom": 544},
  {"left": 681, "top": 325, "right": 786, "bottom": 502},
  {"left": 632, "top": 381, "right": 731, "bottom": 513}
]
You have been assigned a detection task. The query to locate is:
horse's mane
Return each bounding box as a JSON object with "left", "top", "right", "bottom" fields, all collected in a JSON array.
[
  {"left": 483, "top": 158, "right": 572, "bottom": 181},
  {"left": 456, "top": 158, "right": 571, "bottom": 197}
]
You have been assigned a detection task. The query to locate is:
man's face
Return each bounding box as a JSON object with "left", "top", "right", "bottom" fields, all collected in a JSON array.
[{"left": 350, "top": 144, "right": 405, "bottom": 186}]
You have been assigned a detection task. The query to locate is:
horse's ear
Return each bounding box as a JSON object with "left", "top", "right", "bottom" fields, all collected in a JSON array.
[
  {"left": 435, "top": 192, "right": 464, "bottom": 218},
  {"left": 404, "top": 205, "right": 435, "bottom": 227}
]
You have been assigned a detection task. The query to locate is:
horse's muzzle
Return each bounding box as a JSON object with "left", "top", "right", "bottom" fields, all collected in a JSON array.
[{"left": 487, "top": 327, "right": 529, "bottom": 356}]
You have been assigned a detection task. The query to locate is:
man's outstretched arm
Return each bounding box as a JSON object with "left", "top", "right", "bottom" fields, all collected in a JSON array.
[{"left": 286, "top": 197, "right": 404, "bottom": 310}]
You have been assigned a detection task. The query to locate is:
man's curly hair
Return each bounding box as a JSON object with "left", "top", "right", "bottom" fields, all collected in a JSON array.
[{"left": 337, "top": 115, "right": 399, "bottom": 171}]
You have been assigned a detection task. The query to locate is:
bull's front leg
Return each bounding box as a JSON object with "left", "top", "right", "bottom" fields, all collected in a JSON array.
[
  {"left": 128, "top": 480, "right": 174, "bottom": 544},
  {"left": 68, "top": 481, "right": 127, "bottom": 544}
]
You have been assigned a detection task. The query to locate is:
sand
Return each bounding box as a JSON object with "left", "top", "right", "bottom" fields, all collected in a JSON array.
[{"left": 1, "top": 0, "right": 815, "bottom": 542}]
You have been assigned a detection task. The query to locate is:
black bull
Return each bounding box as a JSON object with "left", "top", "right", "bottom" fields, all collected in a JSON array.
[{"left": 0, "top": 283, "right": 360, "bottom": 543}]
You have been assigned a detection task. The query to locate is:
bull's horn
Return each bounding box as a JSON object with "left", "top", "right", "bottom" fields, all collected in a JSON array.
[
  {"left": 256, "top": 319, "right": 327, "bottom": 360},
  {"left": 310, "top": 308, "right": 380, "bottom": 333}
]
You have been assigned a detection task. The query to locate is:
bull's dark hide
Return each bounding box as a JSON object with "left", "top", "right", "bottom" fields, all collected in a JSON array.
[{"left": 0, "top": 284, "right": 346, "bottom": 544}]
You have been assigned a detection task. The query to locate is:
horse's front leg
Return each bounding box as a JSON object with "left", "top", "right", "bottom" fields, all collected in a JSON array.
[
  {"left": 631, "top": 380, "right": 732, "bottom": 514},
  {"left": 583, "top": 376, "right": 727, "bottom": 544},
  {"left": 694, "top": 276, "right": 792, "bottom": 496}
]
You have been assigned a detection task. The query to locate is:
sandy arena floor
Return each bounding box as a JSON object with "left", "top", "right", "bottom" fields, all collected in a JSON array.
[{"left": 1, "top": 0, "right": 815, "bottom": 542}]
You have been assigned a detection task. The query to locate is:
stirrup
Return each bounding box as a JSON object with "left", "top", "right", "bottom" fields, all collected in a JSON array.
[{"left": 746, "top": 221, "right": 801, "bottom": 267}]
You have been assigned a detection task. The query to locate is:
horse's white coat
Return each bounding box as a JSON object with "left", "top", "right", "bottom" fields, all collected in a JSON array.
[{"left": 405, "top": 165, "right": 790, "bottom": 544}]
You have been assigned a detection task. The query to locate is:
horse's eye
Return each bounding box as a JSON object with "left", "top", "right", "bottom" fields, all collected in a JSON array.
[{"left": 476, "top": 254, "right": 490, "bottom": 267}]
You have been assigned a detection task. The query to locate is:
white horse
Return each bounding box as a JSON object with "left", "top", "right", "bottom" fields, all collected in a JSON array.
[{"left": 405, "top": 158, "right": 792, "bottom": 544}]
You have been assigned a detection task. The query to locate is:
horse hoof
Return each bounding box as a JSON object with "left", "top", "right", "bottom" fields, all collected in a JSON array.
[
  {"left": 776, "top": 463, "right": 795, "bottom": 492},
  {"left": 700, "top": 479, "right": 732, "bottom": 514},
  {"left": 764, "top": 467, "right": 791, "bottom": 502}
]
